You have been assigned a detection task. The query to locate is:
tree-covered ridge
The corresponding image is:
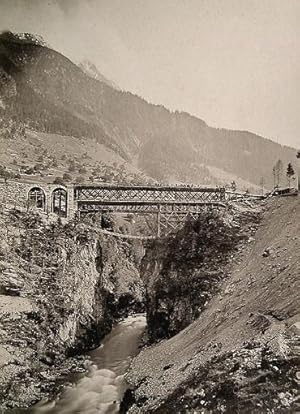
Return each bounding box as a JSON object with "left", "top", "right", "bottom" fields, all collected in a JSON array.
[{"left": 0, "top": 32, "right": 296, "bottom": 188}]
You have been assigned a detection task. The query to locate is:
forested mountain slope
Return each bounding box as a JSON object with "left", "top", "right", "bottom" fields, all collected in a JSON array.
[{"left": 0, "top": 31, "right": 296, "bottom": 188}]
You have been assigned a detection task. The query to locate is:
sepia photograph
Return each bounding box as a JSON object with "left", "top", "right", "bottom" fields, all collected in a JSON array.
[{"left": 0, "top": 0, "right": 299, "bottom": 412}]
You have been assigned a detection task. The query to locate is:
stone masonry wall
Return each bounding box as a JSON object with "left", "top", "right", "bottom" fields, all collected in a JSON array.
[{"left": 0, "top": 180, "right": 75, "bottom": 217}]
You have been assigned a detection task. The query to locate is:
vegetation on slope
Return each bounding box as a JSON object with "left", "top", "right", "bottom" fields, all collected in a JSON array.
[{"left": 0, "top": 32, "right": 296, "bottom": 188}]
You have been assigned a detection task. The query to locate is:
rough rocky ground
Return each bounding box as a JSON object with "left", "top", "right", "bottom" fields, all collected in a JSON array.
[
  {"left": 0, "top": 208, "right": 145, "bottom": 410},
  {"left": 126, "top": 197, "right": 300, "bottom": 413}
]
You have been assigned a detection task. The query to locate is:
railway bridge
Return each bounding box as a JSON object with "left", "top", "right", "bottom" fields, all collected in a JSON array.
[
  {"left": 26, "top": 184, "right": 227, "bottom": 236},
  {"left": 75, "top": 185, "right": 226, "bottom": 236}
]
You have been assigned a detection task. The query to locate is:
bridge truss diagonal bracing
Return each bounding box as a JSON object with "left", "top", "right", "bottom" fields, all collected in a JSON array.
[
  {"left": 74, "top": 185, "right": 226, "bottom": 204},
  {"left": 74, "top": 184, "right": 227, "bottom": 237}
]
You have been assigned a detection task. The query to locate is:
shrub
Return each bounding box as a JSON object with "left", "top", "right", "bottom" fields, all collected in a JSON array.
[
  {"left": 68, "top": 160, "right": 76, "bottom": 172},
  {"left": 62, "top": 173, "right": 72, "bottom": 182},
  {"left": 75, "top": 175, "right": 84, "bottom": 184},
  {"left": 53, "top": 176, "right": 65, "bottom": 185},
  {"left": 78, "top": 167, "right": 87, "bottom": 175}
]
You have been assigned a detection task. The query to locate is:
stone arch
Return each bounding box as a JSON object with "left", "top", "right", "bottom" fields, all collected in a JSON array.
[
  {"left": 52, "top": 187, "right": 68, "bottom": 217},
  {"left": 28, "top": 187, "right": 46, "bottom": 211}
]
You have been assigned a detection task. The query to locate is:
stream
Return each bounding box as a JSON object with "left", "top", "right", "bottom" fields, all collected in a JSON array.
[{"left": 19, "top": 314, "right": 146, "bottom": 414}]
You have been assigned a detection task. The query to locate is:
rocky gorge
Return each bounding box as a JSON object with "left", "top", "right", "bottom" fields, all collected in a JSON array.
[
  {"left": 140, "top": 206, "right": 259, "bottom": 342},
  {"left": 0, "top": 207, "right": 145, "bottom": 409},
  {"left": 0, "top": 197, "right": 299, "bottom": 413}
]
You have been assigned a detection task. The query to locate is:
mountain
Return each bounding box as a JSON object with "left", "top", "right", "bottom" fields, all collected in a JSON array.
[
  {"left": 0, "top": 31, "right": 297, "bottom": 189},
  {"left": 78, "top": 59, "right": 120, "bottom": 91}
]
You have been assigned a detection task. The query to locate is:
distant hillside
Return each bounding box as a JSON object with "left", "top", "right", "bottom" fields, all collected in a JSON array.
[{"left": 0, "top": 31, "right": 297, "bottom": 189}]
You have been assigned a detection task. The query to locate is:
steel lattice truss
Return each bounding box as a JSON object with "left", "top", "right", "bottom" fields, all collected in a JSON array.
[
  {"left": 73, "top": 185, "right": 264, "bottom": 237},
  {"left": 75, "top": 185, "right": 227, "bottom": 236},
  {"left": 75, "top": 185, "right": 226, "bottom": 206}
]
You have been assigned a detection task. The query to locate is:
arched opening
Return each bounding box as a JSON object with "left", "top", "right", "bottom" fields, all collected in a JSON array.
[
  {"left": 52, "top": 188, "right": 68, "bottom": 217},
  {"left": 28, "top": 187, "right": 46, "bottom": 211}
]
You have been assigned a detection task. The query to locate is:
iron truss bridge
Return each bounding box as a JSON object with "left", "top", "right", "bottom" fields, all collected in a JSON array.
[
  {"left": 74, "top": 185, "right": 227, "bottom": 236},
  {"left": 74, "top": 185, "right": 226, "bottom": 204}
]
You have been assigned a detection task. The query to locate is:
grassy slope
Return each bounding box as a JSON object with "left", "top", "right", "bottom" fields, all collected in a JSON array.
[
  {"left": 127, "top": 197, "right": 300, "bottom": 412},
  {"left": 0, "top": 129, "right": 153, "bottom": 186}
]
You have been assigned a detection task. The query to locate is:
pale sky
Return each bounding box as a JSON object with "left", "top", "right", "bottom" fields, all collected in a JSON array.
[{"left": 0, "top": 0, "right": 300, "bottom": 148}]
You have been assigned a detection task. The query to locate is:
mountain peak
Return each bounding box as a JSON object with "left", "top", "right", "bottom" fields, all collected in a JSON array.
[
  {"left": 0, "top": 31, "right": 47, "bottom": 47},
  {"left": 78, "top": 59, "right": 120, "bottom": 90}
]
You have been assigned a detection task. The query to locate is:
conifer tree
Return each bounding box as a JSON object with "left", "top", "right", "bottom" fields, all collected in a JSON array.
[{"left": 286, "top": 163, "right": 295, "bottom": 188}]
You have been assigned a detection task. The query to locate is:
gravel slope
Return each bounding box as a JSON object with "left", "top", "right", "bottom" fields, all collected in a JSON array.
[{"left": 126, "top": 197, "right": 300, "bottom": 413}]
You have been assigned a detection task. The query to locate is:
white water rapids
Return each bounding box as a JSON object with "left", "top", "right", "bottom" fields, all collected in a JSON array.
[{"left": 29, "top": 315, "right": 146, "bottom": 414}]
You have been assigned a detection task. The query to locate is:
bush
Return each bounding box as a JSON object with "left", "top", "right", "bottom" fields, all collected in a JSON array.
[
  {"left": 53, "top": 176, "right": 65, "bottom": 185},
  {"left": 24, "top": 167, "right": 35, "bottom": 175},
  {"left": 34, "top": 163, "right": 43, "bottom": 172},
  {"left": 75, "top": 175, "right": 84, "bottom": 184},
  {"left": 68, "top": 160, "right": 76, "bottom": 172},
  {"left": 62, "top": 173, "right": 72, "bottom": 182},
  {"left": 78, "top": 167, "right": 87, "bottom": 175}
]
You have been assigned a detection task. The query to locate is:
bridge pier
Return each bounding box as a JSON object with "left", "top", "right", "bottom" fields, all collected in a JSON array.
[
  {"left": 67, "top": 185, "right": 76, "bottom": 219},
  {"left": 157, "top": 205, "right": 161, "bottom": 238}
]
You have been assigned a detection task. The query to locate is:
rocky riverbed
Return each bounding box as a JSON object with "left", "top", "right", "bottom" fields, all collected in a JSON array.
[{"left": 5, "top": 315, "right": 146, "bottom": 414}]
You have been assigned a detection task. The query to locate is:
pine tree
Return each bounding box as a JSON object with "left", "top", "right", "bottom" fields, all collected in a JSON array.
[{"left": 286, "top": 163, "right": 295, "bottom": 188}]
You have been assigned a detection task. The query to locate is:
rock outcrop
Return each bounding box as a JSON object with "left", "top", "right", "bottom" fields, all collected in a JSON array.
[
  {"left": 141, "top": 207, "right": 258, "bottom": 342},
  {"left": 0, "top": 208, "right": 144, "bottom": 409}
]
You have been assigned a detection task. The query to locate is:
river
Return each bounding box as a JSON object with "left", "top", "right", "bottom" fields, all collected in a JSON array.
[{"left": 15, "top": 314, "right": 146, "bottom": 414}]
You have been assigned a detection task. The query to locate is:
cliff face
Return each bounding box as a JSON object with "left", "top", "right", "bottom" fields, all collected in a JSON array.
[
  {"left": 141, "top": 208, "right": 258, "bottom": 342},
  {"left": 126, "top": 198, "right": 300, "bottom": 413},
  {"left": 0, "top": 208, "right": 144, "bottom": 409}
]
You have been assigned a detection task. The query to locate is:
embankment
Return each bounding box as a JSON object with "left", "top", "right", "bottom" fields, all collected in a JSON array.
[
  {"left": 0, "top": 209, "right": 144, "bottom": 409},
  {"left": 126, "top": 197, "right": 300, "bottom": 413}
]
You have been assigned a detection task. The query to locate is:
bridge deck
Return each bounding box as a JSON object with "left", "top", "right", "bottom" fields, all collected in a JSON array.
[{"left": 77, "top": 200, "right": 226, "bottom": 214}]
